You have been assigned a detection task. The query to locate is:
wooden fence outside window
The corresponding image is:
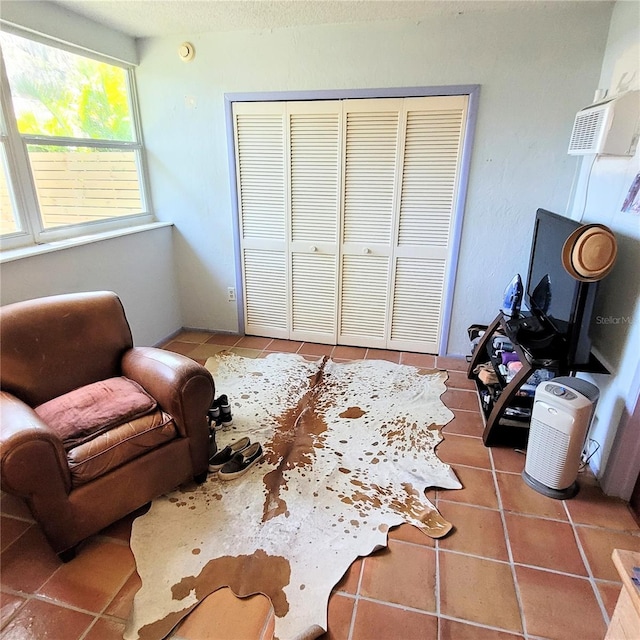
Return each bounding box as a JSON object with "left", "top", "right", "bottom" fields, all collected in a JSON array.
[{"left": 0, "top": 150, "right": 142, "bottom": 234}]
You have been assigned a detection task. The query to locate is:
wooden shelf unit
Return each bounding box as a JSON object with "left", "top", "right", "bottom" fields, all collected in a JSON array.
[{"left": 467, "top": 312, "right": 568, "bottom": 448}]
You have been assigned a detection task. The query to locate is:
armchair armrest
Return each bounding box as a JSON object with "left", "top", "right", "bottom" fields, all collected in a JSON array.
[
  {"left": 122, "top": 347, "right": 215, "bottom": 435},
  {"left": 122, "top": 348, "right": 214, "bottom": 476},
  {"left": 0, "top": 391, "right": 72, "bottom": 497}
]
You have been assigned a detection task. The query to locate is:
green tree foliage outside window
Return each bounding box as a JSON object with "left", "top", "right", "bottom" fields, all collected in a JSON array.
[
  {"left": 0, "top": 32, "right": 145, "bottom": 236},
  {"left": 1, "top": 32, "right": 133, "bottom": 142}
]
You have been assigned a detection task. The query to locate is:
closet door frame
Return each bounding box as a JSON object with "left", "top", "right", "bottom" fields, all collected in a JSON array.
[{"left": 225, "top": 85, "right": 480, "bottom": 354}]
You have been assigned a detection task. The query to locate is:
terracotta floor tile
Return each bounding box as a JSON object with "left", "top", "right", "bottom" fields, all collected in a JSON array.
[
  {"left": 323, "top": 593, "right": 355, "bottom": 640},
  {"left": 0, "top": 494, "right": 33, "bottom": 520},
  {"left": 575, "top": 526, "right": 640, "bottom": 581},
  {"left": 438, "top": 502, "right": 509, "bottom": 561},
  {"left": 441, "top": 389, "right": 480, "bottom": 412},
  {"left": 364, "top": 348, "right": 401, "bottom": 363},
  {"left": 491, "top": 447, "right": 526, "bottom": 474},
  {"left": 0, "top": 598, "right": 93, "bottom": 640},
  {"left": 0, "top": 526, "right": 61, "bottom": 593},
  {"left": 388, "top": 522, "right": 436, "bottom": 548},
  {"left": 0, "top": 517, "right": 31, "bottom": 552},
  {"left": 332, "top": 345, "right": 367, "bottom": 360},
  {"left": 333, "top": 557, "right": 363, "bottom": 595},
  {"left": 436, "top": 355, "right": 468, "bottom": 371},
  {"left": 0, "top": 592, "right": 26, "bottom": 630},
  {"left": 441, "top": 410, "right": 484, "bottom": 438},
  {"left": 595, "top": 580, "right": 622, "bottom": 619},
  {"left": 300, "top": 354, "right": 323, "bottom": 362},
  {"left": 188, "top": 343, "right": 230, "bottom": 360},
  {"left": 495, "top": 472, "right": 568, "bottom": 520},
  {"left": 83, "top": 616, "right": 127, "bottom": 640},
  {"left": 175, "top": 330, "right": 214, "bottom": 344},
  {"left": 10, "top": 341, "right": 638, "bottom": 639},
  {"left": 162, "top": 340, "right": 197, "bottom": 356},
  {"left": 97, "top": 505, "right": 149, "bottom": 544},
  {"left": 37, "top": 538, "right": 135, "bottom": 613},
  {"left": 103, "top": 571, "right": 141, "bottom": 620},
  {"left": 505, "top": 512, "right": 587, "bottom": 575},
  {"left": 236, "top": 336, "right": 273, "bottom": 349},
  {"left": 566, "top": 482, "right": 639, "bottom": 532},
  {"left": 399, "top": 352, "right": 437, "bottom": 368},
  {"left": 439, "top": 618, "right": 524, "bottom": 639},
  {"left": 351, "top": 598, "right": 437, "bottom": 640},
  {"left": 205, "top": 333, "right": 241, "bottom": 346},
  {"left": 266, "top": 339, "right": 303, "bottom": 353},
  {"left": 228, "top": 347, "right": 262, "bottom": 358},
  {"left": 439, "top": 551, "right": 522, "bottom": 633},
  {"left": 436, "top": 434, "right": 492, "bottom": 470},
  {"left": 298, "top": 342, "right": 335, "bottom": 356},
  {"left": 436, "top": 465, "right": 499, "bottom": 509},
  {"left": 360, "top": 541, "right": 436, "bottom": 612},
  {"left": 515, "top": 565, "right": 607, "bottom": 639},
  {"left": 171, "top": 588, "right": 273, "bottom": 640},
  {"left": 444, "top": 370, "right": 476, "bottom": 390}
]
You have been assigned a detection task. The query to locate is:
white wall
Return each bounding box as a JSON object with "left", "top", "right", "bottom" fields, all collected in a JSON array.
[
  {"left": 135, "top": 1, "right": 612, "bottom": 353},
  {"left": 0, "top": 227, "right": 182, "bottom": 346},
  {"left": 568, "top": 0, "right": 640, "bottom": 496},
  {"left": 0, "top": 6, "right": 181, "bottom": 346}
]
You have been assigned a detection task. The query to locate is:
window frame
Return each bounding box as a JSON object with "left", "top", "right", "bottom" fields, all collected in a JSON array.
[{"left": 0, "top": 30, "right": 154, "bottom": 251}]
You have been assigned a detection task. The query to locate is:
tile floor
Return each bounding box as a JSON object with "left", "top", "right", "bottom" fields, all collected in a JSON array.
[{"left": 2, "top": 330, "right": 639, "bottom": 640}]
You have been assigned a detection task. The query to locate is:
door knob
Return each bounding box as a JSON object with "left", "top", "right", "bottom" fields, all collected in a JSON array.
[
  {"left": 310, "top": 245, "right": 317, "bottom": 252},
  {"left": 363, "top": 247, "right": 371, "bottom": 254}
]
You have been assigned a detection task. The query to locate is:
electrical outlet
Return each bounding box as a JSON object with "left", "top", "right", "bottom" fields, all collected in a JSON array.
[{"left": 227, "top": 287, "right": 236, "bottom": 302}]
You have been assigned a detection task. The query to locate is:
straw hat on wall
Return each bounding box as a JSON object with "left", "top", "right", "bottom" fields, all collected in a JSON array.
[{"left": 562, "top": 223, "right": 617, "bottom": 282}]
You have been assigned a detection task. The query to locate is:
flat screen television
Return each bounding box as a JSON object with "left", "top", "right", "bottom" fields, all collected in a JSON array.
[{"left": 524, "top": 208, "right": 599, "bottom": 369}]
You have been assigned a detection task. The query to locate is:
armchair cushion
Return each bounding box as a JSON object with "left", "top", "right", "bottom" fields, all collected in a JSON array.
[
  {"left": 35, "top": 377, "right": 157, "bottom": 450},
  {"left": 66, "top": 409, "right": 177, "bottom": 486}
]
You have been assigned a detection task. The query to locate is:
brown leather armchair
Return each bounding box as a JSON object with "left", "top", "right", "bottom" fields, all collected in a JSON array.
[{"left": 0, "top": 291, "right": 214, "bottom": 561}]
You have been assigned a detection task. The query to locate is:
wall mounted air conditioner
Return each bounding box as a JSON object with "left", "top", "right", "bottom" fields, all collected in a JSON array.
[{"left": 568, "top": 90, "right": 640, "bottom": 156}]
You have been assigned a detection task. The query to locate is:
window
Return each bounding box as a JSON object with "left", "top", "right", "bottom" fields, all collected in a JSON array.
[{"left": 0, "top": 30, "right": 151, "bottom": 249}]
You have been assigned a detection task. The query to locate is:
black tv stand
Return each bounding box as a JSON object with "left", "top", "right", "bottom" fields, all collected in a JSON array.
[{"left": 467, "top": 312, "right": 607, "bottom": 448}]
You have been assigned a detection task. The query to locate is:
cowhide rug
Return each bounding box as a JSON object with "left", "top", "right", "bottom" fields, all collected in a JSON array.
[{"left": 125, "top": 352, "right": 461, "bottom": 640}]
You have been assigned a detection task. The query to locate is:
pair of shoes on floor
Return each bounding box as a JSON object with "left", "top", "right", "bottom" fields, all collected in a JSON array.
[
  {"left": 208, "top": 436, "right": 263, "bottom": 480},
  {"left": 207, "top": 394, "right": 233, "bottom": 430}
]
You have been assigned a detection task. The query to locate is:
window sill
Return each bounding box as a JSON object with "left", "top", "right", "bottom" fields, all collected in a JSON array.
[{"left": 0, "top": 222, "right": 173, "bottom": 264}]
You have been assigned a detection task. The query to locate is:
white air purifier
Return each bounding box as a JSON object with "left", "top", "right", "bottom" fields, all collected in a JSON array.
[{"left": 522, "top": 377, "right": 599, "bottom": 499}]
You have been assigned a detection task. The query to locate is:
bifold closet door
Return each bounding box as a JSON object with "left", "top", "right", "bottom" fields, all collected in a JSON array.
[
  {"left": 233, "top": 102, "right": 288, "bottom": 339},
  {"left": 233, "top": 101, "right": 341, "bottom": 343},
  {"left": 288, "top": 101, "right": 341, "bottom": 343},
  {"left": 338, "top": 99, "right": 402, "bottom": 349},
  {"left": 234, "top": 95, "right": 468, "bottom": 353},
  {"left": 338, "top": 95, "right": 467, "bottom": 353},
  {"left": 388, "top": 95, "right": 468, "bottom": 353}
]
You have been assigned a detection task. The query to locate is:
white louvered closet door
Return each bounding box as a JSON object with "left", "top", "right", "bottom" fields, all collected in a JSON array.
[
  {"left": 233, "top": 102, "right": 288, "bottom": 338},
  {"left": 388, "top": 95, "right": 468, "bottom": 353},
  {"left": 234, "top": 95, "right": 469, "bottom": 353},
  {"left": 288, "top": 101, "right": 341, "bottom": 344},
  {"left": 338, "top": 99, "right": 403, "bottom": 349}
]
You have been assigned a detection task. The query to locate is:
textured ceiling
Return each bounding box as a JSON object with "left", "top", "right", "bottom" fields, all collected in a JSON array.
[{"left": 50, "top": 0, "right": 505, "bottom": 38}]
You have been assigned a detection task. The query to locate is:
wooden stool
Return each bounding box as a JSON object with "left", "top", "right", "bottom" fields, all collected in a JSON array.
[{"left": 605, "top": 549, "right": 640, "bottom": 639}]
